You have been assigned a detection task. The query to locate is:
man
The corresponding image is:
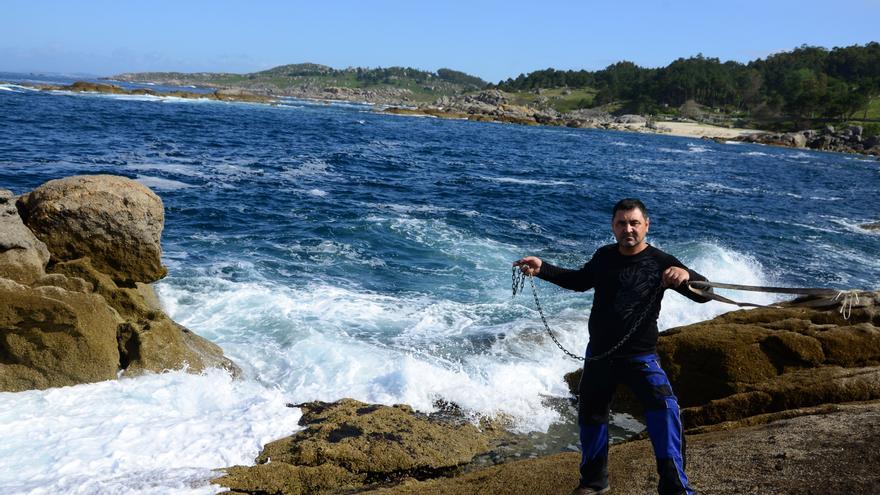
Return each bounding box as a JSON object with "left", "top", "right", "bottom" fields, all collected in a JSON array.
[{"left": 513, "top": 198, "right": 710, "bottom": 495}]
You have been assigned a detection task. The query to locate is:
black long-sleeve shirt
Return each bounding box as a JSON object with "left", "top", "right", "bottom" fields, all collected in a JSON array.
[{"left": 538, "top": 243, "right": 710, "bottom": 358}]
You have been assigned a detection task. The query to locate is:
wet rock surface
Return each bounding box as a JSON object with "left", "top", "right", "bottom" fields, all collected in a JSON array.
[
  {"left": 565, "top": 291, "right": 880, "bottom": 428},
  {"left": 218, "top": 293, "right": 880, "bottom": 494},
  {"left": 0, "top": 175, "right": 237, "bottom": 392},
  {"left": 358, "top": 401, "right": 880, "bottom": 495},
  {"left": 214, "top": 398, "right": 497, "bottom": 494}
]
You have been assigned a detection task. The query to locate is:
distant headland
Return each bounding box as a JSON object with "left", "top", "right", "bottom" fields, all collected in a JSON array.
[{"left": 107, "top": 43, "right": 880, "bottom": 156}]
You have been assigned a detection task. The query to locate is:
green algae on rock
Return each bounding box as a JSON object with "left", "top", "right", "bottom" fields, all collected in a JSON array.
[
  {"left": 563, "top": 292, "right": 880, "bottom": 428},
  {"left": 0, "top": 175, "right": 238, "bottom": 392},
  {"left": 215, "top": 398, "right": 495, "bottom": 494}
]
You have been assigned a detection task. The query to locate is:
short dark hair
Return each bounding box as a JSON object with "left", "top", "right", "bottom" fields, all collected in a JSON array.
[{"left": 612, "top": 198, "right": 648, "bottom": 219}]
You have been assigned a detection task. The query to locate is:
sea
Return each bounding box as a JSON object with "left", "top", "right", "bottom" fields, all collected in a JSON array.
[{"left": 1, "top": 73, "right": 878, "bottom": 494}]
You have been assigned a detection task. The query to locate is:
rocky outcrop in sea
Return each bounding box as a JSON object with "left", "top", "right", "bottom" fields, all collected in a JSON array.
[
  {"left": 111, "top": 73, "right": 416, "bottom": 105},
  {"left": 216, "top": 398, "right": 502, "bottom": 494},
  {"left": 0, "top": 175, "right": 237, "bottom": 392},
  {"left": 9, "top": 81, "right": 278, "bottom": 104},
  {"left": 722, "top": 125, "right": 880, "bottom": 157}
]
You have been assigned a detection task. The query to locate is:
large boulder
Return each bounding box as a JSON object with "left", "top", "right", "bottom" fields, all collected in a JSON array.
[
  {"left": 1, "top": 176, "right": 238, "bottom": 392},
  {"left": 16, "top": 175, "right": 167, "bottom": 284},
  {"left": 0, "top": 277, "right": 121, "bottom": 391},
  {"left": 216, "top": 398, "right": 494, "bottom": 494},
  {"left": 0, "top": 189, "right": 50, "bottom": 284}
]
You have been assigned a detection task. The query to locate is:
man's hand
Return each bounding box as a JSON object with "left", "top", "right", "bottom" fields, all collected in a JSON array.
[
  {"left": 662, "top": 266, "right": 690, "bottom": 288},
  {"left": 513, "top": 256, "right": 542, "bottom": 277}
]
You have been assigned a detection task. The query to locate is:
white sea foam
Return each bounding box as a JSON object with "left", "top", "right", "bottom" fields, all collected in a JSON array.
[
  {"left": 126, "top": 163, "right": 204, "bottom": 178},
  {"left": 0, "top": 369, "right": 301, "bottom": 495},
  {"left": 0, "top": 83, "right": 39, "bottom": 92},
  {"left": 478, "top": 176, "right": 572, "bottom": 186},
  {"left": 306, "top": 188, "right": 328, "bottom": 197},
  {"left": 703, "top": 182, "right": 755, "bottom": 195},
  {"left": 657, "top": 143, "right": 712, "bottom": 155},
  {"left": 657, "top": 241, "right": 779, "bottom": 330},
  {"left": 135, "top": 175, "right": 196, "bottom": 191},
  {"left": 279, "top": 158, "right": 333, "bottom": 180},
  {"left": 156, "top": 278, "right": 572, "bottom": 432},
  {"left": 686, "top": 143, "right": 712, "bottom": 153},
  {"left": 150, "top": 239, "right": 773, "bottom": 437}
]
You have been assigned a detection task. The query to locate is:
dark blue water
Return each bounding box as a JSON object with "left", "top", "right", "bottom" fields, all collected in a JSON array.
[{"left": 2, "top": 74, "right": 879, "bottom": 430}]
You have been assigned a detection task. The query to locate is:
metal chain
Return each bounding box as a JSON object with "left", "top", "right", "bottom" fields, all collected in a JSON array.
[{"left": 512, "top": 266, "right": 663, "bottom": 363}]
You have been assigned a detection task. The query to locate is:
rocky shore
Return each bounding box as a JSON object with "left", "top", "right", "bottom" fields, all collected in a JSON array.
[
  {"left": 0, "top": 175, "right": 237, "bottom": 392},
  {"left": 217, "top": 291, "right": 880, "bottom": 494},
  {"left": 384, "top": 90, "right": 880, "bottom": 158},
  {"left": 29, "top": 77, "right": 879, "bottom": 158},
  {"left": 110, "top": 72, "right": 417, "bottom": 106},
  {"left": 6, "top": 80, "right": 278, "bottom": 104},
  {"left": 385, "top": 90, "right": 624, "bottom": 129},
  {"left": 4, "top": 175, "right": 879, "bottom": 493},
  {"left": 717, "top": 125, "right": 880, "bottom": 157}
]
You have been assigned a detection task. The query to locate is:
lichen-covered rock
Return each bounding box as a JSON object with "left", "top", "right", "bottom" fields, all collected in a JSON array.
[
  {"left": 17, "top": 175, "right": 167, "bottom": 284},
  {"left": 1, "top": 176, "right": 238, "bottom": 392},
  {"left": 216, "top": 398, "right": 494, "bottom": 494},
  {"left": 565, "top": 292, "right": 880, "bottom": 428},
  {"left": 0, "top": 189, "right": 50, "bottom": 284},
  {"left": 49, "top": 257, "right": 238, "bottom": 377},
  {"left": 0, "top": 277, "right": 121, "bottom": 391},
  {"left": 215, "top": 463, "right": 364, "bottom": 495}
]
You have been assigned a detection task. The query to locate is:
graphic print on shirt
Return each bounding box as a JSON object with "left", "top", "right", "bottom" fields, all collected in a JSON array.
[{"left": 613, "top": 257, "right": 661, "bottom": 325}]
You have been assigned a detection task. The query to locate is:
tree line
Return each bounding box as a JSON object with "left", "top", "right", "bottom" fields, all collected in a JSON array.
[
  {"left": 260, "top": 64, "right": 488, "bottom": 90},
  {"left": 491, "top": 43, "right": 880, "bottom": 121}
]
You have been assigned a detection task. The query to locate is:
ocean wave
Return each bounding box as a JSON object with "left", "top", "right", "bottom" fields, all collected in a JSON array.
[
  {"left": 0, "top": 369, "right": 301, "bottom": 495},
  {"left": 0, "top": 83, "right": 40, "bottom": 93},
  {"left": 126, "top": 163, "right": 205, "bottom": 178},
  {"left": 135, "top": 175, "right": 196, "bottom": 191},
  {"left": 657, "top": 143, "right": 713, "bottom": 155},
  {"left": 703, "top": 182, "right": 756, "bottom": 195},
  {"left": 153, "top": 278, "right": 573, "bottom": 432},
  {"left": 654, "top": 241, "right": 780, "bottom": 330},
  {"left": 478, "top": 175, "right": 572, "bottom": 186},
  {"left": 279, "top": 158, "right": 333, "bottom": 180},
  {"left": 366, "top": 202, "right": 481, "bottom": 218}
]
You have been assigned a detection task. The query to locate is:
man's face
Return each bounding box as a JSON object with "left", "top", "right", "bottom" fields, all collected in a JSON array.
[{"left": 612, "top": 208, "right": 650, "bottom": 251}]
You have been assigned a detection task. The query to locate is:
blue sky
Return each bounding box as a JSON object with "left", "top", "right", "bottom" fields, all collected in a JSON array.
[{"left": 2, "top": 0, "right": 879, "bottom": 83}]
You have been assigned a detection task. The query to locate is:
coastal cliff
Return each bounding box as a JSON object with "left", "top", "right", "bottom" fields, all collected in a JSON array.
[{"left": 0, "top": 175, "right": 238, "bottom": 392}]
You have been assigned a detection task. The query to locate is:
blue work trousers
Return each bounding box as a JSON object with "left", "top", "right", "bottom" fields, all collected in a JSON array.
[{"left": 577, "top": 350, "right": 694, "bottom": 495}]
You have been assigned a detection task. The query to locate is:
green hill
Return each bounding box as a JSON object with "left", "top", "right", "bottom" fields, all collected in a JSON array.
[{"left": 112, "top": 63, "right": 488, "bottom": 103}]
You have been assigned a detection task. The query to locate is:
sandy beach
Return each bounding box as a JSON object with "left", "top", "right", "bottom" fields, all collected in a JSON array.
[{"left": 655, "top": 121, "right": 763, "bottom": 139}]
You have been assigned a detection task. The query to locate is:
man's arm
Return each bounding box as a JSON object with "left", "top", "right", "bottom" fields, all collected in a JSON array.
[
  {"left": 663, "top": 260, "right": 712, "bottom": 303},
  {"left": 513, "top": 255, "right": 596, "bottom": 292}
]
